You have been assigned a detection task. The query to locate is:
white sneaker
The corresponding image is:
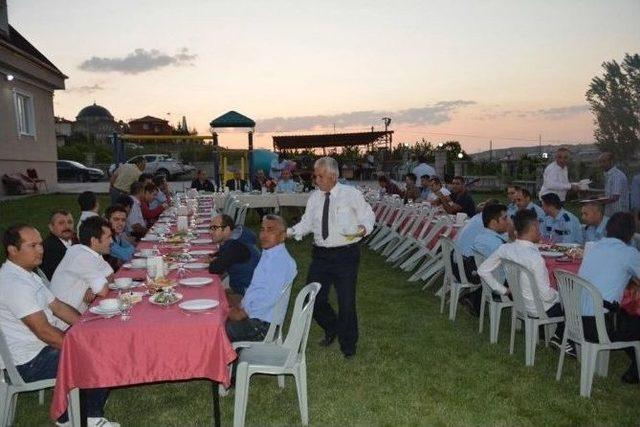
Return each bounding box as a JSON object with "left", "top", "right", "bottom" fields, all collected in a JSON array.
[{"left": 87, "top": 417, "right": 121, "bottom": 427}]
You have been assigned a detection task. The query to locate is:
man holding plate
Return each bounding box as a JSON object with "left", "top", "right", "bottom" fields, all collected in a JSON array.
[{"left": 288, "top": 157, "right": 375, "bottom": 359}]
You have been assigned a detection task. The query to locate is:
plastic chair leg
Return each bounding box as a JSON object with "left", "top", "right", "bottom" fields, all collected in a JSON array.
[
  {"left": 524, "top": 320, "right": 537, "bottom": 366},
  {"left": 233, "top": 364, "right": 250, "bottom": 427},
  {"left": 295, "top": 363, "right": 309, "bottom": 425},
  {"left": 509, "top": 314, "right": 517, "bottom": 355},
  {"left": 556, "top": 334, "right": 568, "bottom": 381},
  {"left": 595, "top": 350, "right": 609, "bottom": 378},
  {"left": 7, "top": 393, "right": 18, "bottom": 426},
  {"left": 38, "top": 389, "right": 44, "bottom": 405},
  {"left": 277, "top": 375, "right": 285, "bottom": 389},
  {"left": 580, "top": 344, "right": 597, "bottom": 398},
  {"left": 0, "top": 383, "right": 9, "bottom": 427},
  {"left": 490, "top": 304, "right": 502, "bottom": 344},
  {"left": 479, "top": 296, "right": 487, "bottom": 334},
  {"left": 449, "top": 284, "right": 460, "bottom": 321}
]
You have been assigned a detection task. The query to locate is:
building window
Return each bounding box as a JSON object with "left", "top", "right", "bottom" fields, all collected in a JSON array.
[{"left": 13, "top": 91, "right": 36, "bottom": 136}]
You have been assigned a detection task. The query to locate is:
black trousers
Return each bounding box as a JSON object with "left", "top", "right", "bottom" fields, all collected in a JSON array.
[
  {"left": 583, "top": 313, "right": 640, "bottom": 374},
  {"left": 307, "top": 243, "right": 361, "bottom": 354}
]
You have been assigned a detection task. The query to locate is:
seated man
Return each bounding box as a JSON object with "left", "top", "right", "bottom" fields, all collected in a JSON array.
[
  {"left": 378, "top": 175, "right": 402, "bottom": 197},
  {"left": 76, "top": 191, "right": 99, "bottom": 235},
  {"left": 403, "top": 173, "right": 420, "bottom": 202},
  {"left": 276, "top": 169, "right": 297, "bottom": 193},
  {"left": 505, "top": 184, "right": 521, "bottom": 219},
  {"left": 581, "top": 202, "right": 609, "bottom": 242},
  {"left": 455, "top": 199, "right": 500, "bottom": 257},
  {"left": 251, "top": 169, "right": 269, "bottom": 191},
  {"left": 459, "top": 203, "right": 509, "bottom": 315},
  {"left": 126, "top": 182, "right": 148, "bottom": 240},
  {"left": 426, "top": 176, "right": 452, "bottom": 206},
  {"left": 578, "top": 212, "right": 640, "bottom": 383},
  {"left": 208, "top": 214, "right": 261, "bottom": 296},
  {"left": 445, "top": 176, "right": 476, "bottom": 217},
  {"left": 140, "top": 182, "right": 167, "bottom": 225},
  {"left": 50, "top": 216, "right": 114, "bottom": 319},
  {"left": 0, "top": 224, "right": 115, "bottom": 426},
  {"left": 478, "top": 209, "right": 571, "bottom": 354},
  {"left": 514, "top": 188, "right": 545, "bottom": 222},
  {"left": 191, "top": 169, "right": 215, "bottom": 192},
  {"left": 226, "top": 215, "right": 297, "bottom": 342},
  {"left": 149, "top": 175, "right": 171, "bottom": 209},
  {"left": 226, "top": 170, "right": 247, "bottom": 192},
  {"left": 417, "top": 174, "right": 431, "bottom": 202},
  {"left": 41, "top": 210, "right": 76, "bottom": 281},
  {"left": 105, "top": 204, "right": 135, "bottom": 270},
  {"left": 541, "top": 192, "right": 584, "bottom": 244}
]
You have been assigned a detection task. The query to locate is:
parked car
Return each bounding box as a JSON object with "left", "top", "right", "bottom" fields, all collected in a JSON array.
[
  {"left": 57, "top": 160, "right": 105, "bottom": 182},
  {"left": 108, "top": 154, "right": 195, "bottom": 180}
]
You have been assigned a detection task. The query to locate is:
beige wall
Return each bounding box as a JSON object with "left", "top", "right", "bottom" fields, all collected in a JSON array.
[{"left": 1, "top": 45, "right": 64, "bottom": 196}]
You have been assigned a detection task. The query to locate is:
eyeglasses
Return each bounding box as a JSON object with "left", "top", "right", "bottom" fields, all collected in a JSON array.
[{"left": 209, "top": 225, "right": 226, "bottom": 231}]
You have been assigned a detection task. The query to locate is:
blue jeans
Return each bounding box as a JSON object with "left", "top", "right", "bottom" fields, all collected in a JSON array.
[{"left": 16, "top": 346, "right": 110, "bottom": 420}]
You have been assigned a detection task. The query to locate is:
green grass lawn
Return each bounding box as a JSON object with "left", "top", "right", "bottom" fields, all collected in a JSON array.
[{"left": 1, "top": 195, "right": 639, "bottom": 426}]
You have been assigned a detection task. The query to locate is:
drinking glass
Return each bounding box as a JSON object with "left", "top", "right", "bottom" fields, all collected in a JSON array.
[{"left": 118, "top": 292, "right": 132, "bottom": 321}]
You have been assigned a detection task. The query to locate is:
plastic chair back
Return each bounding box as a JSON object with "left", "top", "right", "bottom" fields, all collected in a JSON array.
[
  {"left": 554, "top": 270, "right": 611, "bottom": 345},
  {"left": 502, "top": 258, "right": 549, "bottom": 318},
  {"left": 264, "top": 281, "right": 294, "bottom": 344},
  {"left": 440, "top": 236, "right": 472, "bottom": 285},
  {"left": 0, "top": 328, "right": 26, "bottom": 387},
  {"left": 282, "top": 283, "right": 321, "bottom": 367}
]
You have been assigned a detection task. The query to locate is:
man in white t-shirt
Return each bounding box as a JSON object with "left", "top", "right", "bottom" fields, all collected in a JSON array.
[
  {"left": 0, "top": 224, "right": 116, "bottom": 426},
  {"left": 426, "top": 176, "right": 452, "bottom": 205},
  {"left": 51, "top": 216, "right": 114, "bottom": 319}
]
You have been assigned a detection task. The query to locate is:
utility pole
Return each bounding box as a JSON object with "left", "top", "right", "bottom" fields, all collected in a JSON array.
[
  {"left": 489, "top": 140, "right": 493, "bottom": 162},
  {"left": 539, "top": 134, "right": 542, "bottom": 156}
]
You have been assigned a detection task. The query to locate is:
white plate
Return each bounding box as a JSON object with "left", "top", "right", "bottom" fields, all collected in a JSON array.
[
  {"left": 134, "top": 251, "right": 158, "bottom": 258},
  {"left": 141, "top": 235, "right": 159, "bottom": 242},
  {"left": 555, "top": 243, "right": 580, "bottom": 249},
  {"left": 189, "top": 250, "right": 213, "bottom": 256},
  {"left": 190, "top": 238, "right": 213, "bottom": 245},
  {"left": 108, "top": 282, "right": 140, "bottom": 290},
  {"left": 179, "top": 277, "right": 213, "bottom": 287},
  {"left": 184, "top": 262, "right": 209, "bottom": 269},
  {"left": 179, "top": 299, "right": 219, "bottom": 311},
  {"left": 123, "top": 262, "right": 147, "bottom": 269},
  {"left": 89, "top": 306, "right": 121, "bottom": 316},
  {"left": 149, "top": 292, "right": 183, "bottom": 306},
  {"left": 540, "top": 251, "right": 564, "bottom": 258}
]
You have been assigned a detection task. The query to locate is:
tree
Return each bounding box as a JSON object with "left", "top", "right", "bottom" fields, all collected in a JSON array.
[{"left": 586, "top": 53, "right": 640, "bottom": 161}]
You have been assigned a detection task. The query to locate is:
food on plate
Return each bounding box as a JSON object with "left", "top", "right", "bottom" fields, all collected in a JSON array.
[{"left": 152, "top": 289, "right": 179, "bottom": 305}]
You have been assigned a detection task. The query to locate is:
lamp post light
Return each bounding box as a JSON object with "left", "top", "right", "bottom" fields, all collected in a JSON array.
[{"left": 6, "top": 74, "right": 14, "bottom": 81}]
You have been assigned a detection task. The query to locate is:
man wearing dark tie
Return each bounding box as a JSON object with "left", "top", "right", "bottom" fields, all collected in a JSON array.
[
  {"left": 225, "top": 170, "right": 247, "bottom": 192},
  {"left": 41, "top": 210, "right": 76, "bottom": 280},
  {"left": 288, "top": 157, "right": 375, "bottom": 358}
]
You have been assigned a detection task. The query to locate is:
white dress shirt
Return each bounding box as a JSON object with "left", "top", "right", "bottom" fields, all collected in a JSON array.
[
  {"left": 289, "top": 183, "right": 375, "bottom": 248},
  {"left": 477, "top": 239, "right": 559, "bottom": 314},
  {"left": 539, "top": 161, "right": 572, "bottom": 201},
  {"left": 603, "top": 166, "right": 629, "bottom": 216},
  {"left": 50, "top": 245, "right": 113, "bottom": 317},
  {"left": 76, "top": 211, "right": 98, "bottom": 235},
  {"left": 0, "top": 260, "right": 57, "bottom": 368}
]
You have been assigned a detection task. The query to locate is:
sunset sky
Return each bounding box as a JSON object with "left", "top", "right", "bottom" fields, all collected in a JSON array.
[{"left": 7, "top": 0, "right": 640, "bottom": 153}]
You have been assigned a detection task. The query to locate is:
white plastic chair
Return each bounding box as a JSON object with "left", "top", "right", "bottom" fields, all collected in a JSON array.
[
  {"left": 474, "top": 250, "right": 513, "bottom": 344},
  {"left": 234, "top": 203, "right": 250, "bottom": 226},
  {"left": 232, "top": 283, "right": 321, "bottom": 427},
  {"left": 440, "top": 236, "right": 480, "bottom": 321},
  {"left": 0, "top": 330, "right": 55, "bottom": 426},
  {"left": 554, "top": 270, "right": 640, "bottom": 397},
  {"left": 502, "top": 259, "right": 564, "bottom": 366}
]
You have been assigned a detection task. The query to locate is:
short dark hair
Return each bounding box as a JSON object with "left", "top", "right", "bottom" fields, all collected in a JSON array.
[
  {"left": 116, "top": 195, "right": 134, "bottom": 208},
  {"left": 130, "top": 181, "right": 144, "bottom": 195},
  {"left": 518, "top": 188, "right": 532, "bottom": 200},
  {"left": 540, "top": 193, "right": 562, "bottom": 210},
  {"left": 513, "top": 209, "right": 539, "bottom": 235},
  {"left": 49, "top": 209, "right": 71, "bottom": 223},
  {"left": 105, "top": 204, "right": 128, "bottom": 220},
  {"left": 143, "top": 183, "right": 157, "bottom": 194},
  {"left": 417, "top": 156, "right": 427, "bottom": 163},
  {"left": 405, "top": 173, "right": 417, "bottom": 183},
  {"left": 430, "top": 176, "right": 442, "bottom": 185},
  {"left": 78, "top": 191, "right": 97, "bottom": 211},
  {"left": 132, "top": 157, "right": 146, "bottom": 166},
  {"left": 263, "top": 214, "right": 287, "bottom": 230},
  {"left": 79, "top": 216, "right": 110, "bottom": 246},
  {"left": 606, "top": 212, "right": 635, "bottom": 243},
  {"left": 2, "top": 224, "right": 33, "bottom": 253},
  {"left": 452, "top": 176, "right": 465, "bottom": 183},
  {"left": 152, "top": 175, "right": 165, "bottom": 186},
  {"left": 482, "top": 203, "right": 507, "bottom": 227},
  {"left": 377, "top": 175, "right": 389, "bottom": 183},
  {"left": 506, "top": 184, "right": 521, "bottom": 191},
  {"left": 138, "top": 173, "right": 154, "bottom": 183},
  {"left": 420, "top": 174, "right": 431, "bottom": 180},
  {"left": 215, "top": 214, "right": 235, "bottom": 230}
]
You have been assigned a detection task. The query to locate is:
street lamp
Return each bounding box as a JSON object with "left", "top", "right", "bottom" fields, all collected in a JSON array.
[
  {"left": 457, "top": 152, "right": 464, "bottom": 159},
  {"left": 6, "top": 74, "right": 14, "bottom": 81}
]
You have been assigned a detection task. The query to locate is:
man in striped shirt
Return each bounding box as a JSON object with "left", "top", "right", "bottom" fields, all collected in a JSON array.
[{"left": 599, "top": 152, "right": 629, "bottom": 216}]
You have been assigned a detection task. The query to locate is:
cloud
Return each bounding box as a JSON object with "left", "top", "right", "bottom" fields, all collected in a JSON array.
[
  {"left": 475, "top": 104, "right": 590, "bottom": 121},
  {"left": 535, "top": 104, "right": 590, "bottom": 119},
  {"left": 78, "top": 48, "right": 197, "bottom": 74},
  {"left": 65, "top": 83, "right": 104, "bottom": 94},
  {"left": 258, "top": 100, "right": 476, "bottom": 132}
]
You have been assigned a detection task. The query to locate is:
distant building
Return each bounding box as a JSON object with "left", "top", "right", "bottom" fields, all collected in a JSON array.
[
  {"left": 0, "top": 0, "right": 67, "bottom": 195},
  {"left": 470, "top": 143, "right": 599, "bottom": 163},
  {"left": 128, "top": 115, "right": 173, "bottom": 135},
  {"left": 72, "top": 102, "right": 121, "bottom": 142},
  {"left": 54, "top": 116, "right": 72, "bottom": 146}
]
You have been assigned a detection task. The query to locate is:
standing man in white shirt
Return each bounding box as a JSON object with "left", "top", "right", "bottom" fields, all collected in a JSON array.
[
  {"left": 50, "top": 216, "right": 114, "bottom": 319},
  {"left": 539, "top": 147, "right": 579, "bottom": 202},
  {"left": 599, "top": 152, "right": 629, "bottom": 216},
  {"left": 288, "top": 157, "right": 375, "bottom": 359}
]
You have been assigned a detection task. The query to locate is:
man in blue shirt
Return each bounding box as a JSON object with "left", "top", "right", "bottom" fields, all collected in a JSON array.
[
  {"left": 506, "top": 184, "right": 520, "bottom": 219},
  {"left": 581, "top": 202, "right": 609, "bottom": 242},
  {"left": 418, "top": 174, "right": 432, "bottom": 202},
  {"left": 276, "top": 169, "right": 297, "bottom": 193},
  {"left": 514, "top": 188, "right": 545, "bottom": 223},
  {"left": 225, "top": 215, "right": 297, "bottom": 342},
  {"left": 541, "top": 193, "right": 584, "bottom": 244},
  {"left": 577, "top": 212, "right": 640, "bottom": 384},
  {"left": 455, "top": 199, "right": 500, "bottom": 257},
  {"left": 105, "top": 204, "right": 134, "bottom": 270}
]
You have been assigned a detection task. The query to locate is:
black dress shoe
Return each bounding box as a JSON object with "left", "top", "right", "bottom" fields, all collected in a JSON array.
[
  {"left": 343, "top": 350, "right": 356, "bottom": 359},
  {"left": 318, "top": 333, "right": 337, "bottom": 347}
]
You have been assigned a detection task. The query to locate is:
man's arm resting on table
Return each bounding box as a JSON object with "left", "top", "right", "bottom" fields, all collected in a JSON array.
[{"left": 21, "top": 310, "right": 67, "bottom": 349}]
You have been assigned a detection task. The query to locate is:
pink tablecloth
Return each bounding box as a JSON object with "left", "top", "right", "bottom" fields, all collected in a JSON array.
[
  {"left": 544, "top": 257, "right": 581, "bottom": 288},
  {"left": 51, "top": 228, "right": 235, "bottom": 419}
]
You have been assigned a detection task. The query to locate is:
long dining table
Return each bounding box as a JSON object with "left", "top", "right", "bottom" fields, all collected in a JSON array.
[{"left": 50, "top": 205, "right": 236, "bottom": 426}]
